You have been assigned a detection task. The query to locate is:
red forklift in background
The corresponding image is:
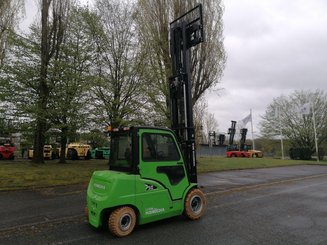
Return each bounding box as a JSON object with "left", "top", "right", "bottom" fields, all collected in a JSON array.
[
  {"left": 0, "top": 142, "right": 15, "bottom": 160},
  {"left": 226, "top": 121, "right": 250, "bottom": 157}
]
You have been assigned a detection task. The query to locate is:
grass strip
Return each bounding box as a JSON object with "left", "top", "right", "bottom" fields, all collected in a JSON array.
[{"left": 0, "top": 157, "right": 326, "bottom": 190}]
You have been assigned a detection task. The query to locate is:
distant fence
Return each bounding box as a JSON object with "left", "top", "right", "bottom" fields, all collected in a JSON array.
[{"left": 197, "top": 144, "right": 226, "bottom": 157}]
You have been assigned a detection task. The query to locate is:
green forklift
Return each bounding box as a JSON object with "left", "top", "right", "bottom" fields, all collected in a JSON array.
[{"left": 86, "top": 4, "right": 207, "bottom": 237}]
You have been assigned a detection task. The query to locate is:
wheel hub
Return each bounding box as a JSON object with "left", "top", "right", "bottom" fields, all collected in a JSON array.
[
  {"left": 190, "top": 195, "right": 202, "bottom": 214},
  {"left": 120, "top": 214, "right": 132, "bottom": 231}
]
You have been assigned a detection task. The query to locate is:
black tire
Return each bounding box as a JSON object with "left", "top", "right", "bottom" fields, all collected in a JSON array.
[
  {"left": 95, "top": 150, "right": 103, "bottom": 159},
  {"left": 67, "top": 149, "right": 78, "bottom": 160},
  {"left": 0, "top": 154, "right": 3, "bottom": 160},
  {"left": 108, "top": 206, "right": 136, "bottom": 237},
  {"left": 184, "top": 188, "right": 207, "bottom": 220},
  {"left": 85, "top": 150, "right": 91, "bottom": 160},
  {"left": 51, "top": 153, "right": 56, "bottom": 160}
]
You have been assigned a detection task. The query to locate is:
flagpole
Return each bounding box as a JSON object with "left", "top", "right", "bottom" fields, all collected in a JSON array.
[
  {"left": 250, "top": 109, "right": 255, "bottom": 150},
  {"left": 312, "top": 103, "right": 319, "bottom": 162},
  {"left": 278, "top": 106, "right": 285, "bottom": 160}
]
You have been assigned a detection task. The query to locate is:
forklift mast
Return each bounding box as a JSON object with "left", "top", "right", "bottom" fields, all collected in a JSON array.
[
  {"left": 169, "top": 4, "right": 204, "bottom": 183},
  {"left": 239, "top": 128, "right": 248, "bottom": 151},
  {"left": 228, "top": 121, "right": 237, "bottom": 146}
]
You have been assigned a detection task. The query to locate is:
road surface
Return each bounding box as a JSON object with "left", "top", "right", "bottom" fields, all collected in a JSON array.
[{"left": 1, "top": 165, "right": 327, "bottom": 244}]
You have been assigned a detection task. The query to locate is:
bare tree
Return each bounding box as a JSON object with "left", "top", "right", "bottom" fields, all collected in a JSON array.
[
  {"left": 136, "top": 0, "right": 226, "bottom": 125},
  {"left": 0, "top": 0, "right": 24, "bottom": 66},
  {"left": 203, "top": 112, "right": 219, "bottom": 144},
  {"left": 33, "top": 0, "right": 71, "bottom": 163},
  {"left": 1, "top": 2, "right": 93, "bottom": 164},
  {"left": 193, "top": 98, "right": 219, "bottom": 145},
  {"left": 193, "top": 98, "right": 207, "bottom": 145},
  {"left": 90, "top": 0, "right": 146, "bottom": 128},
  {"left": 48, "top": 5, "right": 95, "bottom": 163}
]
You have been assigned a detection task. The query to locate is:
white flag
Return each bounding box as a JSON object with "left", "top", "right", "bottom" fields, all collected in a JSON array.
[
  {"left": 241, "top": 113, "right": 252, "bottom": 126},
  {"left": 299, "top": 103, "right": 311, "bottom": 115}
]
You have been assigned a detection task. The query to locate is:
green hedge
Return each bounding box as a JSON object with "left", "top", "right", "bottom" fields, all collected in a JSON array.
[{"left": 289, "top": 147, "right": 311, "bottom": 160}]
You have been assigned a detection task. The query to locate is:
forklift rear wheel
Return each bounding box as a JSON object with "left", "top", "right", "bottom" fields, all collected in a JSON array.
[
  {"left": 108, "top": 206, "right": 136, "bottom": 237},
  {"left": 184, "top": 188, "right": 207, "bottom": 220}
]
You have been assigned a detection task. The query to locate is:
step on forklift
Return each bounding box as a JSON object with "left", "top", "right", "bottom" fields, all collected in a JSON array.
[{"left": 86, "top": 4, "right": 207, "bottom": 237}]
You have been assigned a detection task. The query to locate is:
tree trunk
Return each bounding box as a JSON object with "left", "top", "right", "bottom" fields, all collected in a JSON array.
[
  {"left": 33, "top": 0, "right": 51, "bottom": 164},
  {"left": 33, "top": 119, "right": 47, "bottom": 163},
  {"left": 59, "top": 126, "right": 68, "bottom": 163}
]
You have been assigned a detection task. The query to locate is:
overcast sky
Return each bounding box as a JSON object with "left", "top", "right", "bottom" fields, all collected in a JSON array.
[
  {"left": 208, "top": 0, "right": 327, "bottom": 136},
  {"left": 22, "top": 0, "right": 327, "bottom": 137}
]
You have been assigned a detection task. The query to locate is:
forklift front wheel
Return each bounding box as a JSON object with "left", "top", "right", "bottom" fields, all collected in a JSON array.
[
  {"left": 184, "top": 188, "right": 207, "bottom": 220},
  {"left": 108, "top": 206, "right": 136, "bottom": 237}
]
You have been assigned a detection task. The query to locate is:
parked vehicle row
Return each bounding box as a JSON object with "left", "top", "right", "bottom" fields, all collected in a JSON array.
[{"left": 27, "top": 143, "right": 110, "bottom": 160}]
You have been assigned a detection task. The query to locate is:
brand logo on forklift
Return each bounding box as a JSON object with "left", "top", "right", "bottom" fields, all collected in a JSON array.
[
  {"left": 145, "top": 207, "right": 165, "bottom": 215},
  {"left": 94, "top": 183, "right": 106, "bottom": 190},
  {"left": 145, "top": 184, "right": 157, "bottom": 191}
]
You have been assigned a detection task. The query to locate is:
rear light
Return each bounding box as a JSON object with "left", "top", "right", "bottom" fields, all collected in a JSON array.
[{"left": 106, "top": 126, "right": 130, "bottom": 132}]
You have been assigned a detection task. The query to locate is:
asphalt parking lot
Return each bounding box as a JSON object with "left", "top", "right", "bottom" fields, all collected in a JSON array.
[
  {"left": 199, "top": 164, "right": 327, "bottom": 192},
  {"left": 1, "top": 165, "right": 327, "bottom": 244}
]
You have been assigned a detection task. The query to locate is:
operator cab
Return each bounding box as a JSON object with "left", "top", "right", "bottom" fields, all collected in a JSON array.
[{"left": 108, "top": 126, "right": 186, "bottom": 173}]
